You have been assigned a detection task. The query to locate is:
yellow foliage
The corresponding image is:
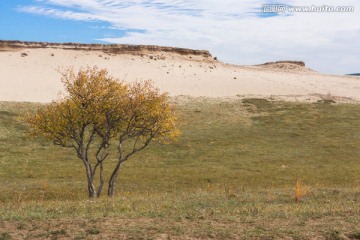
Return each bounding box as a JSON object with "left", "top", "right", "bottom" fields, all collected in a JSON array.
[
  {"left": 23, "top": 66, "right": 180, "bottom": 197},
  {"left": 24, "top": 66, "right": 180, "bottom": 147}
]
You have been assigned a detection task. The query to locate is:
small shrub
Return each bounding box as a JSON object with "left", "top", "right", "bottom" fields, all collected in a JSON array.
[
  {"left": 50, "top": 229, "right": 67, "bottom": 235},
  {"left": 317, "top": 99, "right": 336, "bottom": 104},
  {"left": 87, "top": 227, "right": 100, "bottom": 235},
  {"left": 327, "top": 230, "right": 343, "bottom": 240},
  {"left": 74, "top": 234, "right": 86, "bottom": 240},
  {"left": 348, "top": 232, "right": 360, "bottom": 240},
  {"left": 0, "top": 233, "right": 11, "bottom": 240},
  {"left": 224, "top": 184, "right": 237, "bottom": 199},
  {"left": 295, "top": 180, "right": 310, "bottom": 202}
]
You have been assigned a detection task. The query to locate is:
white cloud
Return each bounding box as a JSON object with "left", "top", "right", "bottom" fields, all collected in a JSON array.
[{"left": 18, "top": 0, "right": 360, "bottom": 74}]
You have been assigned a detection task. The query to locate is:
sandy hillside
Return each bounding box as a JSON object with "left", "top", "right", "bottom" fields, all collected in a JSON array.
[{"left": 0, "top": 40, "right": 359, "bottom": 103}]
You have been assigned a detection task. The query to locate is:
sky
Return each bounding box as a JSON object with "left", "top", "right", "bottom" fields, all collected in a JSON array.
[{"left": 0, "top": 0, "right": 359, "bottom": 75}]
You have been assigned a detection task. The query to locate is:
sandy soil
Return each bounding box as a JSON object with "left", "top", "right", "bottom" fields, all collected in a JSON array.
[{"left": 0, "top": 47, "right": 359, "bottom": 103}]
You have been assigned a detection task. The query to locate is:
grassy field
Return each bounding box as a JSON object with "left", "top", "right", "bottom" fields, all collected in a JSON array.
[{"left": 0, "top": 98, "right": 360, "bottom": 239}]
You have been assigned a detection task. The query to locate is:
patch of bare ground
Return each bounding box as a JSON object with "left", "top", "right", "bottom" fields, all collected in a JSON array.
[{"left": 1, "top": 215, "right": 360, "bottom": 239}]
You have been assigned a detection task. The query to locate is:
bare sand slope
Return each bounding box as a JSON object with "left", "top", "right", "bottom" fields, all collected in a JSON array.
[{"left": 1, "top": 41, "right": 359, "bottom": 103}]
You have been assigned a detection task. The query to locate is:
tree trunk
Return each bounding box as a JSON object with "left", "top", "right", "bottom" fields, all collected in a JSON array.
[
  {"left": 88, "top": 181, "right": 96, "bottom": 198},
  {"left": 83, "top": 161, "right": 97, "bottom": 198},
  {"left": 96, "top": 162, "right": 104, "bottom": 197},
  {"left": 108, "top": 161, "right": 122, "bottom": 197}
]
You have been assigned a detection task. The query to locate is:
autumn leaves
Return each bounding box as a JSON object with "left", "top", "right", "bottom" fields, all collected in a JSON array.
[{"left": 25, "top": 67, "right": 180, "bottom": 198}]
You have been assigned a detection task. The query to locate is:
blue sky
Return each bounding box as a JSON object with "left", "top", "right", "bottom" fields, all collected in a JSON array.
[
  {"left": 0, "top": 0, "right": 124, "bottom": 43},
  {"left": 0, "top": 0, "right": 359, "bottom": 74}
]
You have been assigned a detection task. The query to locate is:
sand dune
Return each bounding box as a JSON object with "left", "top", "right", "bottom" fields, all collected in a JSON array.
[{"left": 0, "top": 41, "right": 359, "bottom": 103}]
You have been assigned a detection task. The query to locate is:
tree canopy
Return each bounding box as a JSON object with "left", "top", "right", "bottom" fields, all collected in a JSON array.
[{"left": 25, "top": 67, "right": 179, "bottom": 198}]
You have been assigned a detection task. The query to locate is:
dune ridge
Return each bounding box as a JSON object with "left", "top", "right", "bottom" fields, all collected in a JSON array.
[
  {"left": 253, "top": 61, "right": 315, "bottom": 73},
  {"left": 0, "top": 40, "right": 212, "bottom": 58},
  {"left": 0, "top": 40, "right": 359, "bottom": 103}
]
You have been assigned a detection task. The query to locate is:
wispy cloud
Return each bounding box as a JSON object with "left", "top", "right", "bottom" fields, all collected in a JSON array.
[{"left": 17, "top": 0, "right": 360, "bottom": 74}]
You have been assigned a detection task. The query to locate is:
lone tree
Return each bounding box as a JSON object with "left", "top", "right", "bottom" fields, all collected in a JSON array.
[{"left": 25, "top": 67, "right": 179, "bottom": 198}]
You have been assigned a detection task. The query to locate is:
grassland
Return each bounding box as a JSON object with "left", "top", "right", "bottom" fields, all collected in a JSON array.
[{"left": 0, "top": 98, "right": 359, "bottom": 239}]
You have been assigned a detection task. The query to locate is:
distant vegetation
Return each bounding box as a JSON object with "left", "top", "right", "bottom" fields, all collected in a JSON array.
[
  {"left": 347, "top": 73, "right": 360, "bottom": 76},
  {"left": 1, "top": 98, "right": 360, "bottom": 239}
]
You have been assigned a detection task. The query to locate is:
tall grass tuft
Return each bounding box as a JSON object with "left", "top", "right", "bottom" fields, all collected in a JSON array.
[{"left": 295, "top": 180, "right": 310, "bottom": 202}]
